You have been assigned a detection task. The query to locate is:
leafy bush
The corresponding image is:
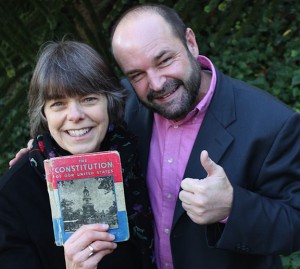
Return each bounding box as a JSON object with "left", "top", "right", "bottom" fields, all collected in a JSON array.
[{"left": 0, "top": 0, "right": 299, "bottom": 266}]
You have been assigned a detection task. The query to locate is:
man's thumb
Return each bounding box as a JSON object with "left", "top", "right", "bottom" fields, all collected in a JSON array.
[{"left": 200, "top": 150, "right": 219, "bottom": 176}]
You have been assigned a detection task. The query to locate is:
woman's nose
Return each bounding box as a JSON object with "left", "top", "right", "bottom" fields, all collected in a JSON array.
[{"left": 67, "top": 103, "right": 85, "bottom": 121}]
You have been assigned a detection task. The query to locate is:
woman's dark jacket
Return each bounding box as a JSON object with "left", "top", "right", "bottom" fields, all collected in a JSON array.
[{"left": 0, "top": 126, "right": 154, "bottom": 269}]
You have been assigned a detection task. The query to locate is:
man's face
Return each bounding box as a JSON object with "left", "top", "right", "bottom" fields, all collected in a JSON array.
[{"left": 112, "top": 13, "right": 201, "bottom": 121}]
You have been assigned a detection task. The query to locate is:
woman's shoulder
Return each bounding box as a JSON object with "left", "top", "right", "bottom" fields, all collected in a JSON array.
[
  {"left": 0, "top": 152, "right": 38, "bottom": 192},
  {"left": 103, "top": 124, "right": 138, "bottom": 155}
]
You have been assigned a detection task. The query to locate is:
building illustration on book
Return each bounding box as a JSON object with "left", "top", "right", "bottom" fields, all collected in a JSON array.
[
  {"left": 60, "top": 176, "right": 118, "bottom": 232},
  {"left": 44, "top": 151, "right": 129, "bottom": 246}
]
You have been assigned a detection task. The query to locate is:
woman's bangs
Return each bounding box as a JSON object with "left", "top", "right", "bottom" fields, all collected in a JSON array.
[{"left": 43, "top": 72, "right": 94, "bottom": 99}]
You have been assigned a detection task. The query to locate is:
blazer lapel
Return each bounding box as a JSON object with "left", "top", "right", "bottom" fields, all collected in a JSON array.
[
  {"left": 172, "top": 69, "right": 236, "bottom": 229},
  {"left": 136, "top": 103, "right": 153, "bottom": 176},
  {"left": 123, "top": 78, "right": 153, "bottom": 177}
]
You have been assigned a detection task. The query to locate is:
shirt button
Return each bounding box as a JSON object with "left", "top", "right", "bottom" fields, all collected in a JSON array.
[
  {"left": 173, "top": 125, "right": 179, "bottom": 128},
  {"left": 164, "top": 228, "right": 170, "bottom": 234},
  {"left": 166, "top": 193, "right": 172, "bottom": 199},
  {"left": 167, "top": 158, "right": 173, "bottom": 163},
  {"left": 165, "top": 262, "right": 170, "bottom": 268}
]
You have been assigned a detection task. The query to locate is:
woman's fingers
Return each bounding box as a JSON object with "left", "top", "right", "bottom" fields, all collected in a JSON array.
[{"left": 64, "top": 224, "right": 117, "bottom": 269}]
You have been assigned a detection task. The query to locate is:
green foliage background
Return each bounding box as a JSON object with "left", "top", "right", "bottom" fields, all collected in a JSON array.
[{"left": 0, "top": 0, "right": 299, "bottom": 267}]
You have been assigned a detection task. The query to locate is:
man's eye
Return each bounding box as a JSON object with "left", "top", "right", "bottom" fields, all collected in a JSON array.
[
  {"left": 160, "top": 57, "right": 172, "bottom": 66},
  {"left": 129, "top": 73, "right": 143, "bottom": 83}
]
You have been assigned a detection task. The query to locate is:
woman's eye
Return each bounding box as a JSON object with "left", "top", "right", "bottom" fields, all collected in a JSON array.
[
  {"left": 83, "top": 97, "right": 97, "bottom": 103},
  {"left": 51, "top": 101, "right": 63, "bottom": 107}
]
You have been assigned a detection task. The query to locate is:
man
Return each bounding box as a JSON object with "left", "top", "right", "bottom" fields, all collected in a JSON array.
[
  {"left": 9, "top": 3, "right": 300, "bottom": 269},
  {"left": 110, "top": 3, "right": 300, "bottom": 269}
]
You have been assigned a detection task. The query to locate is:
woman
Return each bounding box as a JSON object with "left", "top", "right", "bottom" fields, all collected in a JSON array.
[{"left": 0, "top": 41, "right": 154, "bottom": 269}]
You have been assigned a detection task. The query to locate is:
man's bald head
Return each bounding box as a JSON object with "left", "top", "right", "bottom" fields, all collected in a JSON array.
[{"left": 111, "top": 4, "right": 188, "bottom": 54}]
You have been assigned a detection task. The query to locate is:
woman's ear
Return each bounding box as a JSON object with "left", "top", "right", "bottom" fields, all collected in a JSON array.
[{"left": 185, "top": 28, "right": 199, "bottom": 57}]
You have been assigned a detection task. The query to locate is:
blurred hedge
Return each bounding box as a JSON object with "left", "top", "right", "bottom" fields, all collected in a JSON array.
[
  {"left": 0, "top": 1, "right": 299, "bottom": 266},
  {"left": 1, "top": 0, "right": 299, "bottom": 174}
]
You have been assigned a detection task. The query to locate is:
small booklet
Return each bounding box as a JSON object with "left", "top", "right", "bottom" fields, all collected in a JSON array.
[{"left": 44, "top": 151, "right": 129, "bottom": 246}]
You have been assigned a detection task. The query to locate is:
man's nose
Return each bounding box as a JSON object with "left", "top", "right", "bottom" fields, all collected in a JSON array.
[{"left": 147, "top": 70, "right": 166, "bottom": 91}]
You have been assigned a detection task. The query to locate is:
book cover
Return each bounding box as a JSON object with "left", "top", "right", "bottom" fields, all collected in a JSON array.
[{"left": 44, "top": 151, "right": 129, "bottom": 246}]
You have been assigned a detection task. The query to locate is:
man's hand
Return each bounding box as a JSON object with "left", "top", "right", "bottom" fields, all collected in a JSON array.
[
  {"left": 179, "top": 150, "right": 233, "bottom": 224},
  {"left": 9, "top": 139, "right": 33, "bottom": 168}
]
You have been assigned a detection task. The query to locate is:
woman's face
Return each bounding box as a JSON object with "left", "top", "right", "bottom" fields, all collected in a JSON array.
[{"left": 44, "top": 94, "right": 109, "bottom": 155}]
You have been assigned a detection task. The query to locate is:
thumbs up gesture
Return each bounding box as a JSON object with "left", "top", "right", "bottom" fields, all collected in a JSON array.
[{"left": 179, "top": 150, "right": 233, "bottom": 225}]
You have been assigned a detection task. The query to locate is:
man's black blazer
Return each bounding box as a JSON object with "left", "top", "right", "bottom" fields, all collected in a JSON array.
[{"left": 122, "top": 67, "right": 300, "bottom": 269}]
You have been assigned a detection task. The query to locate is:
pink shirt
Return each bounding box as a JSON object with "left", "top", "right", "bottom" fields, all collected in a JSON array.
[{"left": 147, "top": 56, "right": 216, "bottom": 269}]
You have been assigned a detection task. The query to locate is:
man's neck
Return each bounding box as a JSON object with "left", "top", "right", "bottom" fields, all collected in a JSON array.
[{"left": 197, "top": 70, "right": 212, "bottom": 103}]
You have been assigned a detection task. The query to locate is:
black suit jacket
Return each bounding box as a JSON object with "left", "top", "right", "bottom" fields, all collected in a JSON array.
[{"left": 122, "top": 67, "right": 300, "bottom": 269}]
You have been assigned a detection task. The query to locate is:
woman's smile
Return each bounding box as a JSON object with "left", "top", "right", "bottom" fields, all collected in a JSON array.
[{"left": 66, "top": 127, "right": 92, "bottom": 137}]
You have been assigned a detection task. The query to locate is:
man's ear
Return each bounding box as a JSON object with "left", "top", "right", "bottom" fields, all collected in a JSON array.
[{"left": 185, "top": 28, "right": 199, "bottom": 57}]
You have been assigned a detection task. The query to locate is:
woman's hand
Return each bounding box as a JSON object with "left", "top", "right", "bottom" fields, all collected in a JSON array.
[{"left": 64, "top": 223, "right": 117, "bottom": 269}]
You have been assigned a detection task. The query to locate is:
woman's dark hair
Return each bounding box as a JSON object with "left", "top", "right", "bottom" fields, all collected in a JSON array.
[{"left": 28, "top": 40, "right": 126, "bottom": 137}]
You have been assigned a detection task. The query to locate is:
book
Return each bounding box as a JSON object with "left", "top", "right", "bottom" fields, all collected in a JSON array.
[{"left": 44, "top": 150, "right": 129, "bottom": 246}]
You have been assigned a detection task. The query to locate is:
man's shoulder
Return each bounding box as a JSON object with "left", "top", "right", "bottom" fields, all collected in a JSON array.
[
  {"left": 120, "top": 77, "right": 153, "bottom": 125},
  {"left": 216, "top": 70, "right": 296, "bottom": 117},
  {"left": 121, "top": 78, "right": 140, "bottom": 110}
]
